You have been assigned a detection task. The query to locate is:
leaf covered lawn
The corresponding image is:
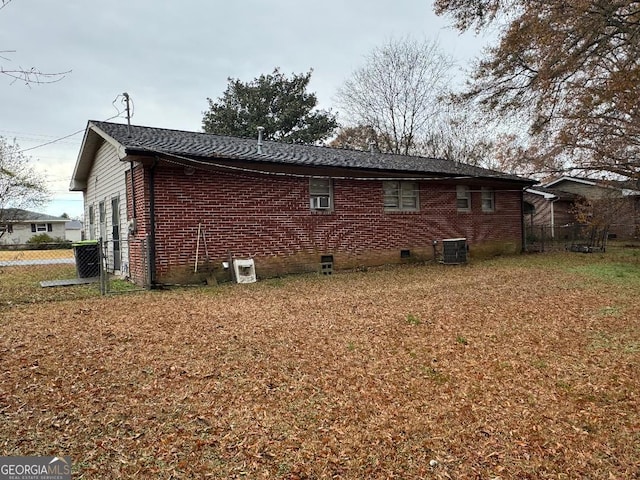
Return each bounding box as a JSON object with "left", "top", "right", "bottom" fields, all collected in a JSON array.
[{"left": 1, "top": 254, "right": 639, "bottom": 478}]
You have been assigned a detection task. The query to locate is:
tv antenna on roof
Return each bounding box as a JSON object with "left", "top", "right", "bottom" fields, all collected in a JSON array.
[{"left": 123, "top": 92, "right": 132, "bottom": 137}]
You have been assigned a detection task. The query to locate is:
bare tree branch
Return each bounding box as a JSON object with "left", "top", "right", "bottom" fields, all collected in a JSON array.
[
  {"left": 336, "top": 37, "right": 454, "bottom": 156},
  {"left": 0, "top": 137, "right": 49, "bottom": 237},
  {"left": 436, "top": 0, "right": 640, "bottom": 181}
]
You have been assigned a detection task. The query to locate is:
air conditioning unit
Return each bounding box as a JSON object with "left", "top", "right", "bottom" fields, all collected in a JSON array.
[
  {"left": 311, "top": 196, "right": 331, "bottom": 209},
  {"left": 442, "top": 238, "right": 467, "bottom": 264}
]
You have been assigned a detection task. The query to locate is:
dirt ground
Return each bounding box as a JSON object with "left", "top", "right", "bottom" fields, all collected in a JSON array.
[{"left": 1, "top": 252, "right": 639, "bottom": 478}]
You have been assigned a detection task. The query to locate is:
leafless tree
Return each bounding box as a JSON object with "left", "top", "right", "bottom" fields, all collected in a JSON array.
[
  {"left": 1, "top": 1, "right": 70, "bottom": 85},
  {"left": 336, "top": 37, "right": 455, "bottom": 156},
  {"left": 418, "top": 98, "right": 500, "bottom": 166},
  {"left": 0, "top": 138, "right": 49, "bottom": 238}
]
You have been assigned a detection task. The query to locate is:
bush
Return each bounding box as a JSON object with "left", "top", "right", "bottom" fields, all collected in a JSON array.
[
  {"left": 26, "top": 234, "right": 72, "bottom": 249},
  {"left": 26, "top": 233, "right": 56, "bottom": 244}
]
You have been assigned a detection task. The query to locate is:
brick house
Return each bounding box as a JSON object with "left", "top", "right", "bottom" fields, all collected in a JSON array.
[{"left": 70, "top": 121, "right": 534, "bottom": 285}]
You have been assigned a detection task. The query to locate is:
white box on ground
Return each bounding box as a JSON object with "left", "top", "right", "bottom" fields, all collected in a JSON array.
[{"left": 233, "top": 258, "right": 256, "bottom": 283}]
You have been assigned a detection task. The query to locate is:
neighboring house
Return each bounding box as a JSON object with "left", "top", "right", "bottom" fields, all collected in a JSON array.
[
  {"left": 0, "top": 209, "right": 67, "bottom": 245},
  {"left": 543, "top": 176, "right": 640, "bottom": 239},
  {"left": 70, "top": 121, "right": 535, "bottom": 285},
  {"left": 524, "top": 187, "right": 578, "bottom": 240},
  {"left": 64, "top": 220, "right": 83, "bottom": 242}
]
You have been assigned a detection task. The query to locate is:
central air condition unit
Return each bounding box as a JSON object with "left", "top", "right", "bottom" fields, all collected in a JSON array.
[
  {"left": 311, "top": 196, "right": 331, "bottom": 209},
  {"left": 442, "top": 238, "right": 467, "bottom": 264}
]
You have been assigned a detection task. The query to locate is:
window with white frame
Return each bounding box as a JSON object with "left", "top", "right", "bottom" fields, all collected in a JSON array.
[
  {"left": 456, "top": 185, "right": 471, "bottom": 212},
  {"left": 482, "top": 187, "right": 495, "bottom": 212},
  {"left": 31, "top": 223, "right": 52, "bottom": 232},
  {"left": 384, "top": 181, "right": 419, "bottom": 211},
  {"left": 309, "top": 178, "right": 333, "bottom": 210}
]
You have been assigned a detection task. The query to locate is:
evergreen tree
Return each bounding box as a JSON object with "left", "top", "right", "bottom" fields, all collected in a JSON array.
[{"left": 203, "top": 68, "right": 337, "bottom": 144}]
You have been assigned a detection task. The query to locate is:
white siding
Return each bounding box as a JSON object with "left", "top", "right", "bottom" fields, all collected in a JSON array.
[
  {"left": 64, "top": 228, "right": 82, "bottom": 243},
  {"left": 84, "top": 141, "right": 131, "bottom": 275},
  {"left": 0, "top": 222, "right": 66, "bottom": 245}
]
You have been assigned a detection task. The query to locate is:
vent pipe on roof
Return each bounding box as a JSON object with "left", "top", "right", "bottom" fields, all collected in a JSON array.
[
  {"left": 257, "top": 126, "right": 265, "bottom": 154},
  {"left": 369, "top": 141, "right": 376, "bottom": 153}
]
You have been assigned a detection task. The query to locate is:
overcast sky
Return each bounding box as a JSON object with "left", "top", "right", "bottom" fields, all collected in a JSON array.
[{"left": 0, "top": 0, "right": 491, "bottom": 218}]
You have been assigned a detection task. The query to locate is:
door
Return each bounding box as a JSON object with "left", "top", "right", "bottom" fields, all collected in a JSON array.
[{"left": 111, "top": 197, "right": 121, "bottom": 271}]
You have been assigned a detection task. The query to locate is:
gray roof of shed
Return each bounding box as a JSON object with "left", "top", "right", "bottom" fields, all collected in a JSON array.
[{"left": 81, "top": 121, "right": 533, "bottom": 184}]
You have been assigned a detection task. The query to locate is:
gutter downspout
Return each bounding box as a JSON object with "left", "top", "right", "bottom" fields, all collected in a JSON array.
[
  {"left": 550, "top": 197, "right": 558, "bottom": 239},
  {"left": 148, "top": 157, "right": 158, "bottom": 286},
  {"left": 129, "top": 161, "right": 137, "bottom": 224}
]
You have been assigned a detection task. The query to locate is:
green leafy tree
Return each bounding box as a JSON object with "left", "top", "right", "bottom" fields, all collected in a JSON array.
[
  {"left": 202, "top": 68, "right": 338, "bottom": 144},
  {"left": 0, "top": 137, "right": 49, "bottom": 239},
  {"left": 434, "top": 0, "right": 640, "bottom": 181}
]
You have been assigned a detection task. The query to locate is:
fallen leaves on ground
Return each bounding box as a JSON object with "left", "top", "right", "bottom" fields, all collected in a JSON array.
[{"left": 1, "top": 253, "right": 639, "bottom": 478}]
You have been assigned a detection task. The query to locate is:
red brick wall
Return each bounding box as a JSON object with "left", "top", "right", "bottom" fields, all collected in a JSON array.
[{"left": 135, "top": 165, "right": 524, "bottom": 283}]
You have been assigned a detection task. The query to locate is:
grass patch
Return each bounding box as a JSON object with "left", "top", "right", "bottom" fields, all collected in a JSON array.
[
  {"left": 595, "top": 305, "right": 623, "bottom": 317},
  {"left": 107, "top": 278, "right": 143, "bottom": 293},
  {"left": 589, "top": 331, "right": 640, "bottom": 354},
  {"left": 406, "top": 313, "right": 421, "bottom": 325},
  {"left": 568, "top": 263, "right": 640, "bottom": 284}
]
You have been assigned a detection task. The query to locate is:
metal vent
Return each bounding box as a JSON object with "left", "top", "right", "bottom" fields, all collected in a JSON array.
[{"left": 442, "top": 238, "right": 467, "bottom": 264}]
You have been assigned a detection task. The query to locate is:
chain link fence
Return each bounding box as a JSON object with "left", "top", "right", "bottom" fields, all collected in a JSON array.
[
  {"left": 0, "top": 238, "right": 149, "bottom": 307},
  {"left": 524, "top": 223, "right": 639, "bottom": 253},
  {"left": 98, "top": 237, "right": 150, "bottom": 294}
]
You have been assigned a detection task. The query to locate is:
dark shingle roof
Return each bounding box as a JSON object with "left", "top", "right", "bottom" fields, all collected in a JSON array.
[
  {"left": 2, "top": 208, "right": 67, "bottom": 222},
  {"left": 91, "top": 121, "right": 533, "bottom": 184}
]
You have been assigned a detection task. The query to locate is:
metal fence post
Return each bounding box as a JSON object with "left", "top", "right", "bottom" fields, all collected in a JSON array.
[
  {"left": 145, "top": 234, "right": 152, "bottom": 289},
  {"left": 99, "top": 237, "right": 106, "bottom": 295}
]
